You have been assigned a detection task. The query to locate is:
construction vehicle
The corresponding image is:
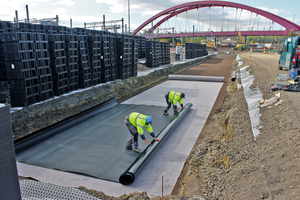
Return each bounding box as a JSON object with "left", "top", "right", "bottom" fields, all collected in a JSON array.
[
  {"left": 234, "top": 30, "right": 251, "bottom": 51},
  {"left": 201, "top": 39, "right": 217, "bottom": 50},
  {"left": 278, "top": 36, "right": 300, "bottom": 76},
  {"left": 201, "top": 39, "right": 211, "bottom": 47}
]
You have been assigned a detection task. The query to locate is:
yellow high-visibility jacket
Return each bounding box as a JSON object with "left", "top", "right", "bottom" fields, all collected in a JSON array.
[
  {"left": 129, "top": 112, "right": 154, "bottom": 135},
  {"left": 168, "top": 91, "right": 183, "bottom": 106}
]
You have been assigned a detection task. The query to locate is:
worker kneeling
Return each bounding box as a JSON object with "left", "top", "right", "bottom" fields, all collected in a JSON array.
[
  {"left": 124, "top": 112, "right": 161, "bottom": 152},
  {"left": 163, "top": 91, "right": 186, "bottom": 116}
]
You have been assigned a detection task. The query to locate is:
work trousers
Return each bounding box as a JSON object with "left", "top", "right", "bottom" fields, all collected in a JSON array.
[
  {"left": 164, "top": 93, "right": 177, "bottom": 114},
  {"left": 124, "top": 116, "right": 139, "bottom": 149}
]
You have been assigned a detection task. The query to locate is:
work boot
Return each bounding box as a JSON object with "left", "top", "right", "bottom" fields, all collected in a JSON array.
[
  {"left": 132, "top": 147, "right": 141, "bottom": 152},
  {"left": 174, "top": 111, "right": 178, "bottom": 116},
  {"left": 126, "top": 140, "right": 132, "bottom": 149},
  {"left": 163, "top": 111, "right": 169, "bottom": 115}
]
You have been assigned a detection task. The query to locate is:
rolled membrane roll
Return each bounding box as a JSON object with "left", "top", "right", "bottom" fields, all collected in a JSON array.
[{"left": 168, "top": 74, "right": 224, "bottom": 82}]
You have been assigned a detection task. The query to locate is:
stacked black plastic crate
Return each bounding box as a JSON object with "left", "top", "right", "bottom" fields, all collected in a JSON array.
[
  {"left": 145, "top": 41, "right": 155, "bottom": 68},
  {"left": 140, "top": 36, "right": 146, "bottom": 59},
  {"left": 134, "top": 36, "right": 146, "bottom": 59},
  {"left": 0, "top": 32, "right": 40, "bottom": 107},
  {"left": 117, "top": 36, "right": 130, "bottom": 79},
  {"left": 0, "top": 31, "right": 9, "bottom": 104},
  {"left": 32, "top": 24, "right": 45, "bottom": 33},
  {"left": 43, "top": 25, "right": 59, "bottom": 34},
  {"left": 0, "top": 81, "right": 8, "bottom": 103},
  {"left": 185, "top": 43, "right": 208, "bottom": 59},
  {"left": 194, "top": 43, "right": 198, "bottom": 58},
  {"left": 101, "top": 34, "right": 111, "bottom": 83},
  {"left": 116, "top": 36, "right": 125, "bottom": 79},
  {"left": 34, "top": 33, "right": 54, "bottom": 101},
  {"left": 0, "top": 23, "right": 146, "bottom": 106},
  {"left": 161, "top": 42, "right": 167, "bottom": 65},
  {"left": 58, "top": 26, "right": 69, "bottom": 35},
  {"left": 70, "top": 28, "right": 86, "bottom": 35},
  {"left": 185, "top": 43, "right": 191, "bottom": 59},
  {"left": 88, "top": 34, "right": 102, "bottom": 85},
  {"left": 155, "top": 41, "right": 162, "bottom": 67},
  {"left": 110, "top": 35, "right": 118, "bottom": 81},
  {"left": 15, "top": 23, "right": 30, "bottom": 32},
  {"left": 65, "top": 34, "right": 79, "bottom": 91},
  {"left": 145, "top": 40, "right": 168, "bottom": 68},
  {"left": 126, "top": 36, "right": 133, "bottom": 78},
  {"left": 192, "top": 43, "right": 201, "bottom": 58},
  {"left": 166, "top": 42, "right": 170, "bottom": 64},
  {"left": 132, "top": 38, "right": 138, "bottom": 77},
  {"left": 77, "top": 35, "right": 91, "bottom": 88},
  {"left": 0, "top": 21, "right": 14, "bottom": 33},
  {"left": 48, "top": 34, "right": 69, "bottom": 96},
  {"left": 194, "top": 43, "right": 199, "bottom": 58},
  {"left": 201, "top": 44, "right": 208, "bottom": 56}
]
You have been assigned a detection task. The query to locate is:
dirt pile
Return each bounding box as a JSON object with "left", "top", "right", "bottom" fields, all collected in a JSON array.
[{"left": 175, "top": 51, "right": 300, "bottom": 199}]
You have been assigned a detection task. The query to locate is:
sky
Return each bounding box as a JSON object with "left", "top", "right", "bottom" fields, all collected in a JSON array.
[{"left": 0, "top": 0, "right": 299, "bottom": 35}]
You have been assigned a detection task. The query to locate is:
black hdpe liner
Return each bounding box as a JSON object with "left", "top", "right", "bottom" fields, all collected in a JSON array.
[
  {"left": 119, "top": 103, "right": 193, "bottom": 185},
  {"left": 14, "top": 98, "right": 117, "bottom": 154}
]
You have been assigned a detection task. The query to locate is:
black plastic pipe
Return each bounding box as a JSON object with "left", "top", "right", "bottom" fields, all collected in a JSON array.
[{"left": 119, "top": 103, "right": 193, "bottom": 185}]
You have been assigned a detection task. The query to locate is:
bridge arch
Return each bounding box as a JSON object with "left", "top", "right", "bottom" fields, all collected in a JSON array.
[{"left": 132, "top": 1, "right": 300, "bottom": 36}]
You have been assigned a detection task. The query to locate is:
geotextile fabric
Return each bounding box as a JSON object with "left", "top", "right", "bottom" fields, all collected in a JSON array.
[{"left": 15, "top": 101, "right": 175, "bottom": 182}]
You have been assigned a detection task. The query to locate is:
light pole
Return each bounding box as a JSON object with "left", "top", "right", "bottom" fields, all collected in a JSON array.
[
  {"left": 293, "top": 15, "right": 295, "bottom": 23},
  {"left": 227, "top": 19, "right": 229, "bottom": 31},
  {"left": 128, "top": 0, "right": 130, "bottom": 34}
]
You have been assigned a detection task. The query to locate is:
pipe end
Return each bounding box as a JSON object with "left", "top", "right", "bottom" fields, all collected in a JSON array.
[{"left": 119, "top": 172, "right": 135, "bottom": 185}]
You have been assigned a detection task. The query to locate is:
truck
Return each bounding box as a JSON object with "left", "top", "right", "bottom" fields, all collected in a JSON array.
[{"left": 278, "top": 37, "right": 300, "bottom": 73}]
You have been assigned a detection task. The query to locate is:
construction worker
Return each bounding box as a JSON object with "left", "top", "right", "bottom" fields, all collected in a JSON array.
[
  {"left": 124, "top": 112, "right": 160, "bottom": 152},
  {"left": 263, "top": 47, "right": 266, "bottom": 54},
  {"left": 163, "top": 91, "right": 186, "bottom": 116}
]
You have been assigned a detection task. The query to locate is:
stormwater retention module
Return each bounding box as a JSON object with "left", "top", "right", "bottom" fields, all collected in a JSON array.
[{"left": 14, "top": 98, "right": 192, "bottom": 184}]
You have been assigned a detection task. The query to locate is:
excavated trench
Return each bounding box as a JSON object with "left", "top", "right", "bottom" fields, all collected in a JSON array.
[{"left": 15, "top": 51, "right": 239, "bottom": 199}]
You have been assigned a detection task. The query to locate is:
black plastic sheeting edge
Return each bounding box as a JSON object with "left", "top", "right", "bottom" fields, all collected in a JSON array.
[
  {"left": 14, "top": 98, "right": 118, "bottom": 154},
  {"left": 119, "top": 103, "right": 193, "bottom": 185}
]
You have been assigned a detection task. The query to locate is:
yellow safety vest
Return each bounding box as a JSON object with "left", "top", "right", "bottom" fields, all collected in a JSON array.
[
  {"left": 168, "top": 91, "right": 183, "bottom": 105},
  {"left": 129, "top": 112, "right": 154, "bottom": 134}
]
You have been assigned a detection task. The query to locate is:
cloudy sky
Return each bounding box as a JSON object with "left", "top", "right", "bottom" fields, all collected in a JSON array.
[{"left": 0, "top": 0, "right": 299, "bottom": 34}]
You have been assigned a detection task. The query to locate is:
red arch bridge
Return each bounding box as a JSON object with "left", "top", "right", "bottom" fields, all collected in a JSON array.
[{"left": 131, "top": 1, "right": 300, "bottom": 39}]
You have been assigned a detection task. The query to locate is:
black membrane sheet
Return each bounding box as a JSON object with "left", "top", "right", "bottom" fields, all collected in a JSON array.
[{"left": 15, "top": 102, "right": 174, "bottom": 182}]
